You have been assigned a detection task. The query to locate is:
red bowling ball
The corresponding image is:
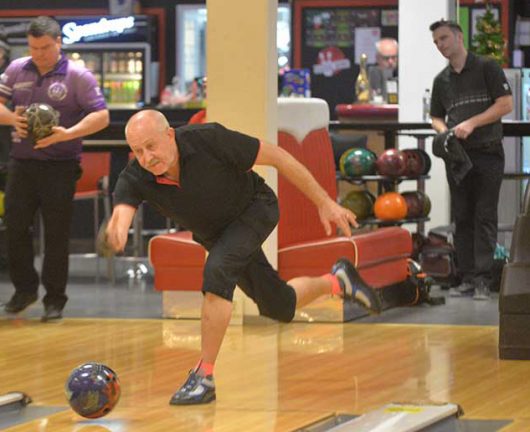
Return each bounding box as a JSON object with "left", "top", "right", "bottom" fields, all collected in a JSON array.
[
  {"left": 376, "top": 149, "right": 407, "bottom": 177},
  {"left": 402, "top": 149, "right": 424, "bottom": 177},
  {"left": 402, "top": 191, "right": 423, "bottom": 218}
]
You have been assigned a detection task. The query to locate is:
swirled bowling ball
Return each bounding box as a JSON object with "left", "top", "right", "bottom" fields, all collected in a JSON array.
[
  {"left": 402, "top": 149, "right": 424, "bottom": 177},
  {"left": 65, "top": 362, "right": 121, "bottom": 418},
  {"left": 402, "top": 191, "right": 423, "bottom": 218},
  {"left": 414, "top": 148, "right": 432, "bottom": 175},
  {"left": 339, "top": 148, "right": 377, "bottom": 177},
  {"left": 363, "top": 189, "right": 376, "bottom": 207},
  {"left": 403, "top": 191, "right": 431, "bottom": 217},
  {"left": 374, "top": 192, "right": 407, "bottom": 221},
  {"left": 341, "top": 190, "right": 375, "bottom": 220},
  {"left": 24, "top": 103, "right": 60, "bottom": 144},
  {"left": 375, "top": 149, "right": 407, "bottom": 177},
  {"left": 417, "top": 190, "right": 432, "bottom": 217}
]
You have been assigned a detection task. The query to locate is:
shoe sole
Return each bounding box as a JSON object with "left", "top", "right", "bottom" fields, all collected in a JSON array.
[
  {"left": 4, "top": 299, "right": 38, "bottom": 316},
  {"left": 169, "top": 394, "right": 216, "bottom": 406},
  {"left": 333, "top": 259, "right": 382, "bottom": 314}
]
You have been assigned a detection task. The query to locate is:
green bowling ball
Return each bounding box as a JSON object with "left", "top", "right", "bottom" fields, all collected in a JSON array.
[
  {"left": 341, "top": 190, "right": 374, "bottom": 220},
  {"left": 339, "top": 148, "right": 376, "bottom": 177}
]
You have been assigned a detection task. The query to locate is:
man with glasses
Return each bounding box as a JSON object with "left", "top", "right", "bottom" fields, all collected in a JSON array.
[{"left": 368, "top": 38, "right": 398, "bottom": 103}]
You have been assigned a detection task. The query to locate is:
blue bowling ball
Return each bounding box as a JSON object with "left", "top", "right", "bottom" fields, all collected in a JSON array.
[{"left": 65, "top": 362, "right": 121, "bottom": 418}]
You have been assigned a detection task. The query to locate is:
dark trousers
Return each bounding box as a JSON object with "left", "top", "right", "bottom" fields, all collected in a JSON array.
[
  {"left": 4, "top": 159, "right": 80, "bottom": 308},
  {"left": 200, "top": 185, "right": 297, "bottom": 323},
  {"left": 447, "top": 144, "right": 504, "bottom": 284}
]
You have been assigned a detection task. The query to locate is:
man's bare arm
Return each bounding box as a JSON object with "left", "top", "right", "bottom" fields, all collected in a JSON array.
[{"left": 255, "top": 141, "right": 358, "bottom": 236}]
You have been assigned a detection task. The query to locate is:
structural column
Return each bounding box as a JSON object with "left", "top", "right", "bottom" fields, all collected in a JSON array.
[{"left": 206, "top": 0, "right": 279, "bottom": 319}]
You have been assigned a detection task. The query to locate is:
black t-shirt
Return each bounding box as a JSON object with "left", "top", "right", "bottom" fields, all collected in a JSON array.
[
  {"left": 114, "top": 122, "right": 266, "bottom": 243},
  {"left": 430, "top": 52, "right": 511, "bottom": 148}
]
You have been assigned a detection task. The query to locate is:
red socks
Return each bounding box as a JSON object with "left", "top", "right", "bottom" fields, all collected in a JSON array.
[
  {"left": 195, "top": 359, "right": 215, "bottom": 377},
  {"left": 322, "top": 273, "right": 342, "bottom": 296}
]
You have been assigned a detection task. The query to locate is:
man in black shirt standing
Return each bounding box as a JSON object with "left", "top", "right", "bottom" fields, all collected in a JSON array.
[
  {"left": 429, "top": 20, "right": 512, "bottom": 300},
  {"left": 105, "top": 109, "right": 381, "bottom": 405}
]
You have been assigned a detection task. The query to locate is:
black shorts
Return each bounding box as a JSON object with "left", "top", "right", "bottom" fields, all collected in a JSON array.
[{"left": 200, "top": 186, "right": 296, "bottom": 323}]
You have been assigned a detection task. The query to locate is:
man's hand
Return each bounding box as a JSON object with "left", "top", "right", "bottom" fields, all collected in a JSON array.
[
  {"left": 13, "top": 106, "right": 28, "bottom": 138},
  {"left": 34, "top": 126, "right": 70, "bottom": 149},
  {"left": 318, "top": 197, "right": 358, "bottom": 237},
  {"left": 453, "top": 119, "right": 475, "bottom": 139},
  {"left": 102, "top": 204, "right": 136, "bottom": 254},
  {"left": 104, "top": 207, "right": 135, "bottom": 253},
  {"left": 105, "top": 220, "right": 129, "bottom": 253},
  {"left": 96, "top": 220, "right": 115, "bottom": 257}
]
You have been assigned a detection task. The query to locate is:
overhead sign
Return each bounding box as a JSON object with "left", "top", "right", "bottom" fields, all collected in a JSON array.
[
  {"left": 62, "top": 16, "right": 135, "bottom": 44},
  {"left": 0, "top": 15, "right": 153, "bottom": 45},
  {"left": 56, "top": 15, "right": 153, "bottom": 44}
]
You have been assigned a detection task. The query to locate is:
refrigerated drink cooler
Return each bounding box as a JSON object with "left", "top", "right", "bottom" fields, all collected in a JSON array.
[
  {"left": 59, "top": 14, "right": 156, "bottom": 109},
  {"left": 64, "top": 43, "right": 151, "bottom": 109}
]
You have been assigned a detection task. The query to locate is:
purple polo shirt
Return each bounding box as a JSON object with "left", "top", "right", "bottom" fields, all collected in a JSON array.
[{"left": 0, "top": 53, "right": 107, "bottom": 160}]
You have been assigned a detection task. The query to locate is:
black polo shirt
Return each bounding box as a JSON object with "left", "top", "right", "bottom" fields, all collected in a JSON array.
[
  {"left": 114, "top": 122, "right": 266, "bottom": 243},
  {"left": 430, "top": 52, "right": 511, "bottom": 148}
]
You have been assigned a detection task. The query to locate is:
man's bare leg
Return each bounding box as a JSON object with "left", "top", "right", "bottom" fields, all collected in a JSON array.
[
  {"left": 288, "top": 276, "right": 333, "bottom": 308},
  {"left": 200, "top": 292, "right": 232, "bottom": 364},
  {"left": 290, "top": 260, "right": 382, "bottom": 314},
  {"left": 169, "top": 292, "right": 229, "bottom": 405}
]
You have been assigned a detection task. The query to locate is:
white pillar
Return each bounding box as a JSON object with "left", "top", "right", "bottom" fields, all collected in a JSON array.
[
  {"left": 399, "top": 0, "right": 455, "bottom": 231},
  {"left": 206, "top": 0, "right": 278, "bottom": 319}
]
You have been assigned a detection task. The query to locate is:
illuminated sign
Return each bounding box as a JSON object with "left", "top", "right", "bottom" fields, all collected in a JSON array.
[{"left": 62, "top": 17, "right": 135, "bottom": 44}]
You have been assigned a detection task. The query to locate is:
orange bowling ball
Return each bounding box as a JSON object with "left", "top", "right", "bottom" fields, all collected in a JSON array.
[{"left": 374, "top": 192, "right": 408, "bottom": 221}]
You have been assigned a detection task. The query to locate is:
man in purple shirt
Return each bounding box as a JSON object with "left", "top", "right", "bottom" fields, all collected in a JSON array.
[{"left": 0, "top": 16, "right": 109, "bottom": 322}]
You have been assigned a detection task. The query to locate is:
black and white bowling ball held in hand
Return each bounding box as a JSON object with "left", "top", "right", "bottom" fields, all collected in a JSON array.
[{"left": 24, "top": 103, "right": 60, "bottom": 146}]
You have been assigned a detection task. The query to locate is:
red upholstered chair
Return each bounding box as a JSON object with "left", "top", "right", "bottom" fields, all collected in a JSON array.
[
  {"left": 40, "top": 152, "right": 114, "bottom": 282},
  {"left": 276, "top": 98, "right": 412, "bottom": 320},
  {"left": 148, "top": 231, "right": 205, "bottom": 292},
  {"left": 148, "top": 226, "right": 206, "bottom": 319},
  {"left": 74, "top": 152, "right": 114, "bottom": 282}
]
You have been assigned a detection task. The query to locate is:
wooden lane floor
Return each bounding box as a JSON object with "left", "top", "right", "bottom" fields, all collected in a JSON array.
[{"left": 2, "top": 318, "right": 530, "bottom": 431}]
